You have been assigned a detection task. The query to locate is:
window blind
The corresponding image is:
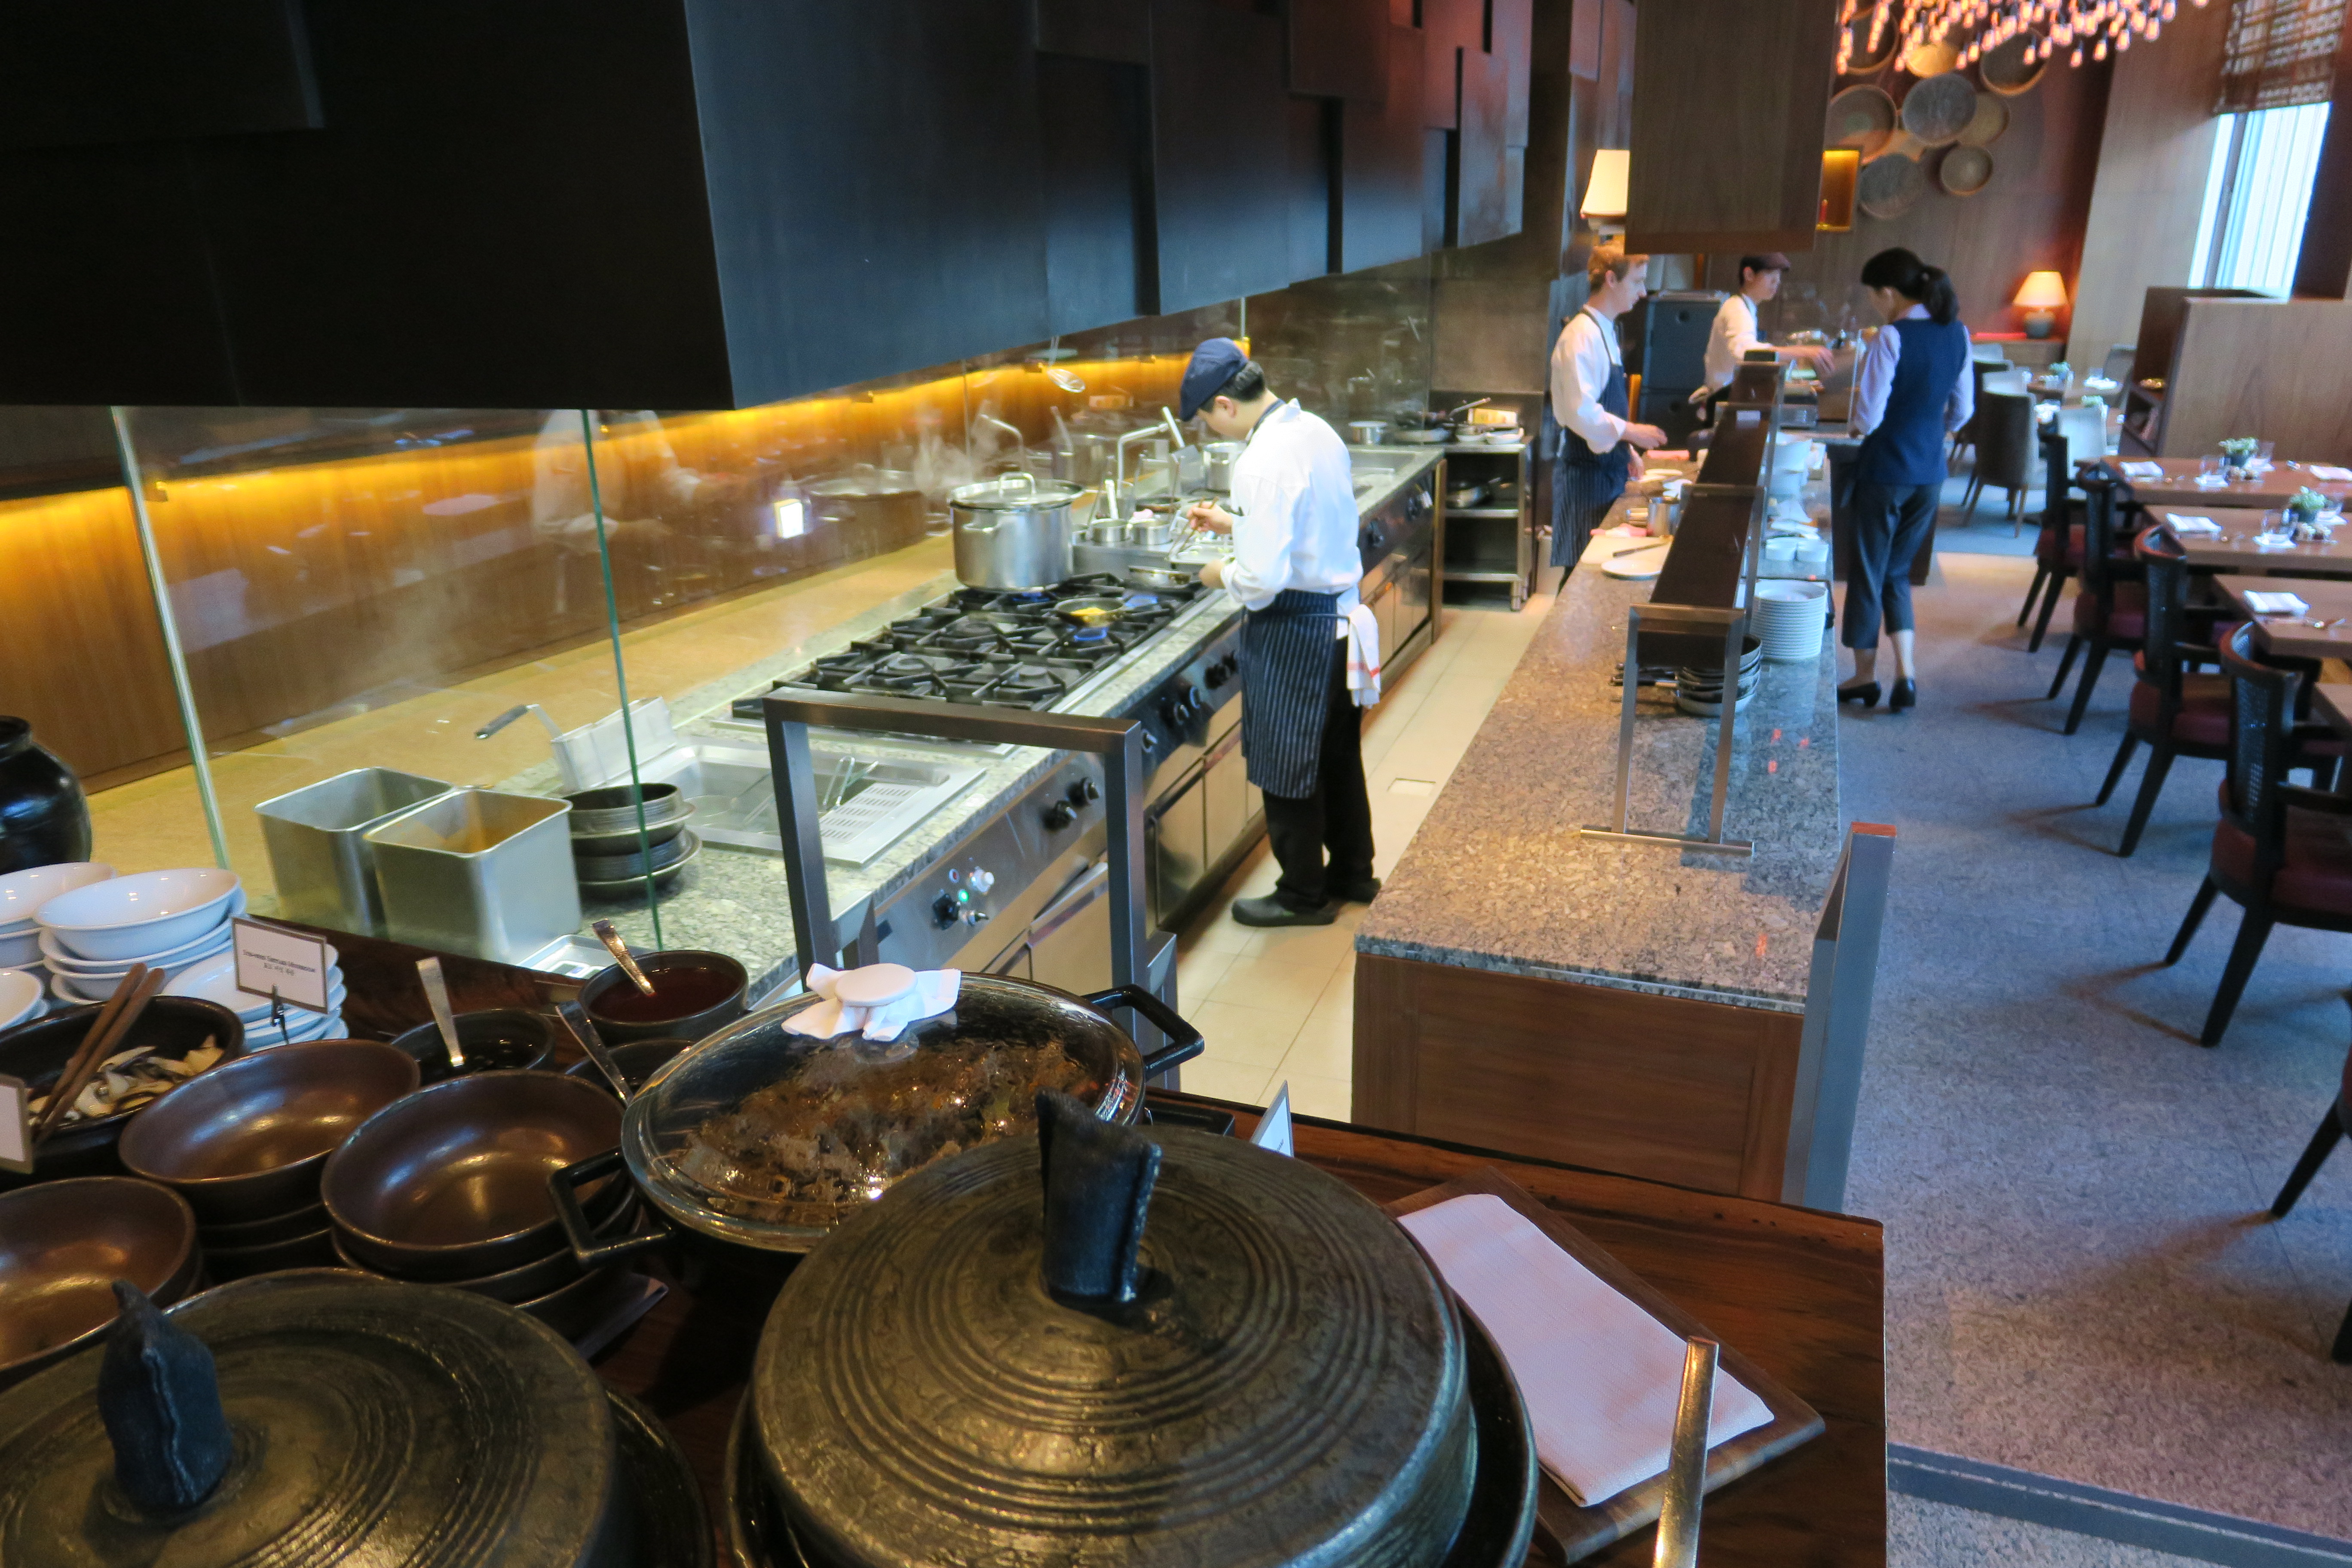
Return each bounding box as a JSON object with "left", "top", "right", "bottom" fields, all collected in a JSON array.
[{"left": 2217, "top": 0, "right": 2350, "bottom": 113}]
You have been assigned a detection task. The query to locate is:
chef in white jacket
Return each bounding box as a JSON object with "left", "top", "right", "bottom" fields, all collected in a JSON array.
[
  {"left": 1698, "top": 254, "right": 1838, "bottom": 405},
  {"left": 1179, "top": 338, "right": 1377, "bottom": 928}
]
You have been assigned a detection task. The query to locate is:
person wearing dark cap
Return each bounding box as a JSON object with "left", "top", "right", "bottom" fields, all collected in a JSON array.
[
  {"left": 1700, "top": 255, "right": 1839, "bottom": 400},
  {"left": 1176, "top": 338, "right": 1376, "bottom": 928}
]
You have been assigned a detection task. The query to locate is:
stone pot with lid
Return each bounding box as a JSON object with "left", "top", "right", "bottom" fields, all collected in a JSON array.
[
  {"left": 0, "top": 1269, "right": 707, "bottom": 1567},
  {"left": 550, "top": 972, "right": 1204, "bottom": 1276},
  {"left": 741, "top": 1093, "right": 1522, "bottom": 1568}
]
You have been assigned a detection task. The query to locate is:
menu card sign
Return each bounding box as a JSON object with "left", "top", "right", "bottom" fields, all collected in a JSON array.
[
  {"left": 232, "top": 918, "right": 332, "bottom": 1014},
  {"left": 1250, "top": 1083, "right": 1294, "bottom": 1158}
]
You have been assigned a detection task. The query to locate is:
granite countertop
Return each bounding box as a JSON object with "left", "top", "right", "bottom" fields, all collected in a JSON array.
[{"left": 1355, "top": 548, "right": 1845, "bottom": 1014}]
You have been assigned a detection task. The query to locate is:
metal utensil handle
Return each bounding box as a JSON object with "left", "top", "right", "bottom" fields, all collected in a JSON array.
[
  {"left": 1001, "top": 470, "right": 1036, "bottom": 493},
  {"left": 1084, "top": 985, "right": 1205, "bottom": 1076},
  {"left": 416, "top": 956, "right": 465, "bottom": 1068},
  {"left": 556, "top": 1000, "right": 635, "bottom": 1100},
  {"left": 1652, "top": 1336, "right": 1720, "bottom": 1568},
  {"left": 548, "top": 1149, "right": 673, "bottom": 1268},
  {"left": 592, "top": 919, "right": 658, "bottom": 997}
]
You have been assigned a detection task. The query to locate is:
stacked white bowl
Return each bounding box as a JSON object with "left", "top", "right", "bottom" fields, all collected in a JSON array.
[
  {"left": 0, "top": 862, "right": 116, "bottom": 1028},
  {"left": 1754, "top": 580, "right": 1831, "bottom": 662},
  {"left": 164, "top": 943, "right": 346, "bottom": 1044},
  {"left": 31, "top": 868, "right": 297, "bottom": 1020}
]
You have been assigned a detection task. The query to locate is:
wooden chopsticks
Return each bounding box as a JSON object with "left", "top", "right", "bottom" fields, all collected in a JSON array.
[{"left": 33, "top": 963, "right": 164, "bottom": 1148}]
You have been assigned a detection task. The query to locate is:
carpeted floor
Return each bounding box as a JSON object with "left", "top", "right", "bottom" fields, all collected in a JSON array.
[{"left": 1841, "top": 551, "right": 2352, "bottom": 1540}]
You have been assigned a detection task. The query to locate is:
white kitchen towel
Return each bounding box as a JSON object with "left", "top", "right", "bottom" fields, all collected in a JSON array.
[
  {"left": 786, "top": 963, "right": 959, "bottom": 1042},
  {"left": 1398, "top": 1194, "right": 1773, "bottom": 1507},
  {"left": 2243, "top": 591, "right": 2309, "bottom": 617},
  {"left": 2120, "top": 460, "right": 2166, "bottom": 480},
  {"left": 1344, "top": 602, "right": 1382, "bottom": 707},
  {"left": 2166, "top": 515, "right": 2222, "bottom": 535},
  {"left": 2310, "top": 466, "right": 2352, "bottom": 482}
]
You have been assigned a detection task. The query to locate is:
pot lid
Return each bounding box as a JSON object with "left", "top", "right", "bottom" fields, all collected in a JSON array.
[
  {"left": 625, "top": 974, "right": 1146, "bottom": 1249},
  {"left": 0, "top": 1271, "right": 615, "bottom": 1568},
  {"left": 947, "top": 474, "right": 1084, "bottom": 510},
  {"left": 751, "top": 1105, "right": 1473, "bottom": 1568}
]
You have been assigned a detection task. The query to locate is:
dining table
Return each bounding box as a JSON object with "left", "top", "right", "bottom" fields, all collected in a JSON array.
[
  {"left": 2108, "top": 456, "right": 2352, "bottom": 510},
  {"left": 2212, "top": 575, "right": 2352, "bottom": 660},
  {"left": 2149, "top": 505, "right": 2352, "bottom": 579},
  {"left": 2314, "top": 681, "right": 2352, "bottom": 744}
]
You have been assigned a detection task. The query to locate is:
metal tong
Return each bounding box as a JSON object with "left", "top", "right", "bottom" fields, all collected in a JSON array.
[{"left": 1652, "top": 1337, "right": 1721, "bottom": 1568}]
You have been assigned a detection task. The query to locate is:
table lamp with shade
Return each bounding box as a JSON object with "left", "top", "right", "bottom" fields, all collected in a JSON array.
[
  {"left": 2014, "top": 270, "right": 2068, "bottom": 339},
  {"left": 1581, "top": 148, "right": 1629, "bottom": 239}
]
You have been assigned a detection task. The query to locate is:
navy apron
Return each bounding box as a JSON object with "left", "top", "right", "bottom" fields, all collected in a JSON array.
[
  {"left": 1550, "top": 308, "right": 1633, "bottom": 569},
  {"left": 1240, "top": 588, "right": 1343, "bottom": 799}
]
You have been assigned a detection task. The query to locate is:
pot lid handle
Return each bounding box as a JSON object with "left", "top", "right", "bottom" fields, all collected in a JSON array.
[
  {"left": 99, "top": 1280, "right": 233, "bottom": 1513},
  {"left": 1036, "top": 1090, "right": 1158, "bottom": 1305}
]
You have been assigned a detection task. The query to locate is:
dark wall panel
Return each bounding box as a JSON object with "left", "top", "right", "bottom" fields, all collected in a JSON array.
[
  {"left": 1036, "top": 0, "right": 1149, "bottom": 61},
  {"left": 1339, "top": 24, "right": 1431, "bottom": 272},
  {"left": 1456, "top": 40, "right": 1512, "bottom": 245},
  {"left": 1148, "top": 0, "right": 1295, "bottom": 312},
  {"left": 1291, "top": 0, "right": 1390, "bottom": 101},
  {"left": 688, "top": 0, "right": 1051, "bottom": 405},
  {"left": 1039, "top": 55, "right": 1153, "bottom": 334},
  {"left": 0, "top": 0, "right": 320, "bottom": 150},
  {"left": 1288, "top": 96, "right": 1338, "bottom": 282}
]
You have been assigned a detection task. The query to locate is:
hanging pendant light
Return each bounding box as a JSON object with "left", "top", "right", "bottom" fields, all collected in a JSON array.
[{"left": 1836, "top": 0, "right": 2202, "bottom": 74}]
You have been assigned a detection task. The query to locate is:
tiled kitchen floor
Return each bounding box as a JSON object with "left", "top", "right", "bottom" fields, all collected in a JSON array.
[{"left": 1174, "top": 583, "right": 1554, "bottom": 1118}]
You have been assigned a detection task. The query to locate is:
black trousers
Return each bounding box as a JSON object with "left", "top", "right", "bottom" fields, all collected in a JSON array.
[
  {"left": 1842, "top": 481, "right": 1939, "bottom": 649},
  {"left": 1262, "top": 639, "right": 1375, "bottom": 910}
]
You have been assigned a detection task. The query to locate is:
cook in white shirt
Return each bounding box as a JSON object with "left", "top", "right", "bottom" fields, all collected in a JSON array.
[
  {"left": 1546, "top": 245, "right": 1666, "bottom": 570},
  {"left": 1179, "top": 340, "right": 1375, "bottom": 928},
  {"left": 1700, "top": 254, "right": 1839, "bottom": 394}
]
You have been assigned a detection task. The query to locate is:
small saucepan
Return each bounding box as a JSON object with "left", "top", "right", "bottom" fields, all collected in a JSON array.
[
  {"left": 386, "top": 1007, "right": 560, "bottom": 1083},
  {"left": 580, "top": 949, "right": 748, "bottom": 1046}
]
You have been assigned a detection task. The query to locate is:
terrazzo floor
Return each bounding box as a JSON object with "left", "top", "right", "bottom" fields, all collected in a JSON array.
[{"left": 1178, "top": 545, "right": 2352, "bottom": 1563}]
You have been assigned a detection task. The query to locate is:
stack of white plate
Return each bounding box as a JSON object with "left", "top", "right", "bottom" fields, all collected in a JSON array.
[
  {"left": 0, "top": 862, "right": 117, "bottom": 1024},
  {"left": 34, "top": 868, "right": 272, "bottom": 1013},
  {"left": 0, "top": 968, "right": 44, "bottom": 1031},
  {"left": 1754, "top": 580, "right": 1831, "bottom": 662},
  {"left": 163, "top": 946, "right": 346, "bottom": 1043}
]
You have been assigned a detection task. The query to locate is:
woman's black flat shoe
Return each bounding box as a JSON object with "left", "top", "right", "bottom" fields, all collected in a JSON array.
[
  {"left": 1889, "top": 679, "right": 1917, "bottom": 712},
  {"left": 1838, "top": 681, "right": 1881, "bottom": 708}
]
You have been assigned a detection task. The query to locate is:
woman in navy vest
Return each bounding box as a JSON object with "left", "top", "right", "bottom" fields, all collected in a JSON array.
[{"left": 1839, "top": 248, "right": 1973, "bottom": 713}]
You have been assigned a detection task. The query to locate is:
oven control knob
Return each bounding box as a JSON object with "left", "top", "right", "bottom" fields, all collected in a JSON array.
[
  {"left": 1203, "top": 659, "right": 1230, "bottom": 689},
  {"left": 1044, "top": 800, "right": 1077, "bottom": 831},
  {"left": 932, "top": 893, "right": 959, "bottom": 928},
  {"left": 969, "top": 869, "right": 996, "bottom": 894},
  {"left": 1180, "top": 686, "right": 1206, "bottom": 722},
  {"left": 1068, "top": 778, "right": 1100, "bottom": 805}
]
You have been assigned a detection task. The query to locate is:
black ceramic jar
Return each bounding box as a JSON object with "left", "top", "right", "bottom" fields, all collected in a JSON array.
[{"left": 0, "top": 717, "right": 90, "bottom": 875}]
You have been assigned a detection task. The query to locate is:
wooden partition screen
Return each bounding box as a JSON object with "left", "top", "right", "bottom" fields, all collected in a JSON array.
[{"left": 2159, "top": 297, "right": 2352, "bottom": 462}]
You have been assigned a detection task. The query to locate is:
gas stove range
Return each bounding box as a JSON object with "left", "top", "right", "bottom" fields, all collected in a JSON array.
[{"left": 736, "top": 574, "right": 1217, "bottom": 717}]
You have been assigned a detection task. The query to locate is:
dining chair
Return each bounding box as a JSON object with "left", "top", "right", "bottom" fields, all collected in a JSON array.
[
  {"left": 2096, "top": 530, "right": 2229, "bottom": 856},
  {"left": 2020, "top": 428, "right": 2081, "bottom": 648},
  {"left": 2046, "top": 469, "right": 2144, "bottom": 734},
  {"left": 2265, "top": 1017, "right": 2352, "bottom": 1362},
  {"left": 2162, "top": 623, "right": 2352, "bottom": 1046},
  {"left": 1961, "top": 389, "right": 2035, "bottom": 526},
  {"left": 1949, "top": 357, "right": 2009, "bottom": 471}
]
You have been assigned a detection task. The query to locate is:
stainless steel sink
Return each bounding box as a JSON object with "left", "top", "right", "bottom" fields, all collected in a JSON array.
[{"left": 634, "top": 742, "right": 983, "bottom": 866}]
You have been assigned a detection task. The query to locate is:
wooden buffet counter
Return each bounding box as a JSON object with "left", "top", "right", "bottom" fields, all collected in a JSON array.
[{"left": 1351, "top": 552, "right": 1851, "bottom": 1203}]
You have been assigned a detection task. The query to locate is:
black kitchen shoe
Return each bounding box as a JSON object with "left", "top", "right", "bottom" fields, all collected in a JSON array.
[{"left": 1231, "top": 894, "right": 1340, "bottom": 928}]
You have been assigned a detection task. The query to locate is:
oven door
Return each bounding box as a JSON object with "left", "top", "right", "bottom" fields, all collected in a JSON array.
[{"left": 1025, "top": 861, "right": 1114, "bottom": 995}]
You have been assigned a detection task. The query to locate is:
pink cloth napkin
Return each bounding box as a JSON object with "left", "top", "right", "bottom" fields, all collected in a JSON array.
[{"left": 1398, "top": 1193, "right": 1773, "bottom": 1506}]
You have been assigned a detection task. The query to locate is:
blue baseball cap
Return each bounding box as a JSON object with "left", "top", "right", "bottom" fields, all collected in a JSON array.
[{"left": 1178, "top": 337, "right": 1250, "bottom": 421}]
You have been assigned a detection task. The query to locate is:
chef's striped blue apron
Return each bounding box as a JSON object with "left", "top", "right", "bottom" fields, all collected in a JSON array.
[
  {"left": 1550, "top": 308, "right": 1633, "bottom": 569},
  {"left": 1240, "top": 588, "right": 1344, "bottom": 799}
]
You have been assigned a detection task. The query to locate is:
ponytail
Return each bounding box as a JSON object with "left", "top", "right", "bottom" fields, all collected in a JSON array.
[{"left": 1859, "top": 247, "right": 1961, "bottom": 326}]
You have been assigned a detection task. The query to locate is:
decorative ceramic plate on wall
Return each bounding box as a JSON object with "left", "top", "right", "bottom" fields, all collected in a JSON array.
[
  {"left": 1827, "top": 84, "right": 1899, "bottom": 150},
  {"left": 1938, "top": 144, "right": 1994, "bottom": 196},
  {"left": 1858, "top": 150, "right": 1929, "bottom": 217},
  {"left": 1982, "top": 32, "right": 2049, "bottom": 94},
  {"left": 1902, "top": 72, "right": 1978, "bottom": 145},
  {"left": 1903, "top": 36, "right": 1960, "bottom": 76},
  {"left": 1957, "top": 90, "right": 2010, "bottom": 146}
]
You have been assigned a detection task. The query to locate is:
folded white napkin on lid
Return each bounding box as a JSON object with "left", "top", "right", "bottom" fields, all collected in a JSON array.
[
  {"left": 2243, "top": 591, "right": 2309, "bottom": 616},
  {"left": 786, "top": 963, "right": 959, "bottom": 1042},
  {"left": 1396, "top": 1194, "right": 1772, "bottom": 1508},
  {"left": 2166, "top": 515, "right": 2222, "bottom": 535}
]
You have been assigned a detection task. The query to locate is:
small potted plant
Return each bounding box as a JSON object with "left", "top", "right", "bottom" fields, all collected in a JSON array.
[
  {"left": 2290, "top": 486, "right": 2329, "bottom": 522},
  {"left": 2220, "top": 436, "right": 2260, "bottom": 478}
]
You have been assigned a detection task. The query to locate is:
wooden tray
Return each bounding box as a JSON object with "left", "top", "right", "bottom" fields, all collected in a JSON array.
[{"left": 1386, "top": 1168, "right": 1825, "bottom": 1565}]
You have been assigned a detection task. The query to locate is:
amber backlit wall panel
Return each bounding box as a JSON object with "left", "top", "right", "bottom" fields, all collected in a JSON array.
[{"left": 0, "top": 487, "right": 182, "bottom": 785}]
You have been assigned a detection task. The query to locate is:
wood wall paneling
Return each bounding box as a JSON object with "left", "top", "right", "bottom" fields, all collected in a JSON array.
[
  {"left": 0, "top": 0, "right": 320, "bottom": 150},
  {"left": 1426, "top": 129, "right": 1455, "bottom": 250},
  {"left": 1626, "top": 0, "right": 1839, "bottom": 254},
  {"left": 2159, "top": 300, "right": 2352, "bottom": 464},
  {"left": 1456, "top": 45, "right": 1516, "bottom": 246},
  {"left": 1422, "top": 0, "right": 1470, "bottom": 129},
  {"left": 2291, "top": 3, "right": 2352, "bottom": 297},
  {"left": 683, "top": 0, "right": 1052, "bottom": 406},
  {"left": 0, "top": 488, "right": 183, "bottom": 784},
  {"left": 1338, "top": 25, "right": 1434, "bottom": 272},
  {"left": 1738, "top": 49, "right": 2108, "bottom": 349},
  {"left": 2070, "top": 0, "right": 2227, "bottom": 368},
  {"left": 1148, "top": 0, "right": 1296, "bottom": 312},
  {"left": 1496, "top": 0, "right": 1534, "bottom": 145},
  {"left": 1290, "top": 0, "right": 1391, "bottom": 100},
  {"left": 1040, "top": 55, "right": 1155, "bottom": 331}
]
